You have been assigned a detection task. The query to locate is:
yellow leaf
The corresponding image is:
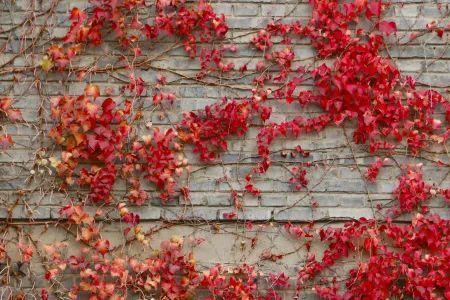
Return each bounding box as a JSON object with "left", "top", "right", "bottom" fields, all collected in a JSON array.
[
  {"left": 49, "top": 156, "right": 61, "bottom": 168},
  {"left": 41, "top": 56, "right": 54, "bottom": 72}
]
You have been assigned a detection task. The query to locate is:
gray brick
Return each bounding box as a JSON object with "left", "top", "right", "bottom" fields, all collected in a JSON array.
[
  {"left": 273, "top": 208, "right": 313, "bottom": 221},
  {"left": 0, "top": 205, "right": 51, "bottom": 219},
  {"left": 207, "top": 193, "right": 231, "bottom": 206},
  {"left": 162, "top": 207, "right": 219, "bottom": 220},
  {"left": 260, "top": 194, "right": 287, "bottom": 206},
  {"left": 180, "top": 193, "right": 208, "bottom": 205},
  {"left": 218, "top": 207, "right": 272, "bottom": 220},
  {"left": 212, "top": 3, "right": 233, "bottom": 16},
  {"left": 233, "top": 4, "right": 259, "bottom": 16},
  {"left": 326, "top": 208, "right": 375, "bottom": 219},
  {"left": 129, "top": 206, "right": 161, "bottom": 220}
]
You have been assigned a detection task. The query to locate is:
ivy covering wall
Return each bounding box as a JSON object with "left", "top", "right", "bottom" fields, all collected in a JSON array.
[{"left": 0, "top": 0, "right": 449, "bottom": 299}]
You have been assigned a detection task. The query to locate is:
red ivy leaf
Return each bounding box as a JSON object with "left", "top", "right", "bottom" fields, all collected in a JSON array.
[
  {"left": 379, "top": 21, "right": 397, "bottom": 36},
  {"left": 0, "top": 134, "right": 13, "bottom": 150}
]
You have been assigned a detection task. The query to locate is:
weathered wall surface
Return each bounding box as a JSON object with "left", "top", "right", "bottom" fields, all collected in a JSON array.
[
  {"left": 0, "top": 0, "right": 449, "bottom": 298},
  {"left": 1, "top": 0, "right": 449, "bottom": 222}
]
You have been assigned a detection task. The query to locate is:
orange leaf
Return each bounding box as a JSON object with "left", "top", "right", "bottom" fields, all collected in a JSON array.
[
  {"left": 6, "top": 109, "right": 23, "bottom": 121},
  {"left": 84, "top": 84, "right": 100, "bottom": 99}
]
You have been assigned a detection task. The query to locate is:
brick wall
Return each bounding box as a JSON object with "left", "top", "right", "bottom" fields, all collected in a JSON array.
[{"left": 0, "top": 0, "right": 449, "bottom": 298}]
